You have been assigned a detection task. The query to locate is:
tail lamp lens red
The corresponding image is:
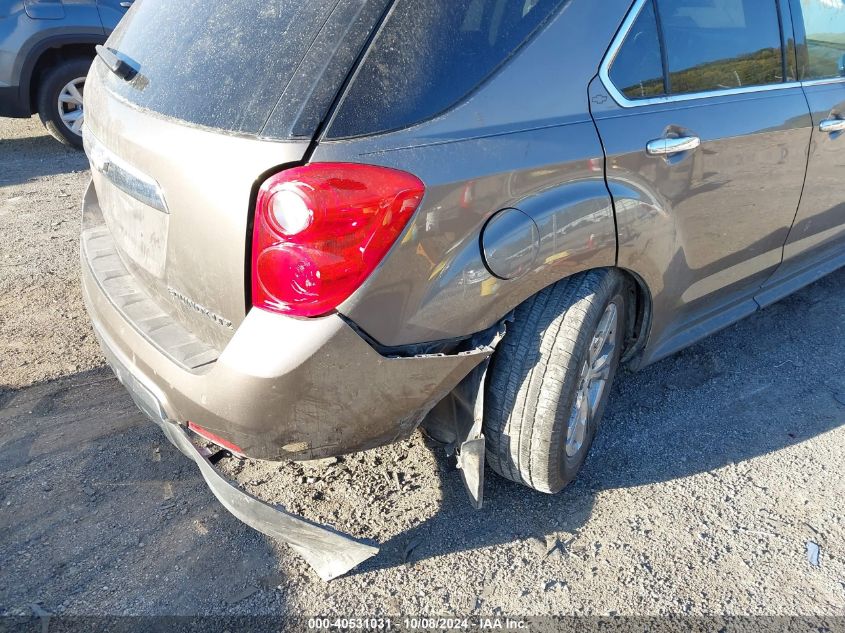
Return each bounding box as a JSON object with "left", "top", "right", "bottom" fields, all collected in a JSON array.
[{"left": 251, "top": 163, "right": 425, "bottom": 317}]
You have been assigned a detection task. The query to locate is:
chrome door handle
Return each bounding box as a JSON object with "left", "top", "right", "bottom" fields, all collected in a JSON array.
[
  {"left": 646, "top": 136, "right": 701, "bottom": 156},
  {"left": 120, "top": 1, "right": 134, "bottom": 7},
  {"left": 819, "top": 119, "right": 845, "bottom": 133}
]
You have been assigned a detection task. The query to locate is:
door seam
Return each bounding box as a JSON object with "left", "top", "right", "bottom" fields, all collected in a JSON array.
[
  {"left": 587, "top": 74, "right": 620, "bottom": 266},
  {"left": 756, "top": 85, "right": 814, "bottom": 301}
]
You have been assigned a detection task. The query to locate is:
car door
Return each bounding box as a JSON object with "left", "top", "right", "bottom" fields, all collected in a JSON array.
[
  {"left": 95, "top": 0, "right": 130, "bottom": 30},
  {"left": 590, "top": 0, "right": 813, "bottom": 364},
  {"left": 759, "top": 0, "right": 845, "bottom": 304}
]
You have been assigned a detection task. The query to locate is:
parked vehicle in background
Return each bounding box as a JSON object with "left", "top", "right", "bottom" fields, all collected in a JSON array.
[
  {"left": 0, "top": 0, "right": 130, "bottom": 147},
  {"left": 80, "top": 0, "right": 845, "bottom": 580}
]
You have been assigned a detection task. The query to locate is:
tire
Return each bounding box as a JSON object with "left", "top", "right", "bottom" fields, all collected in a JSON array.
[
  {"left": 37, "top": 57, "right": 91, "bottom": 149},
  {"left": 484, "top": 269, "right": 628, "bottom": 494}
]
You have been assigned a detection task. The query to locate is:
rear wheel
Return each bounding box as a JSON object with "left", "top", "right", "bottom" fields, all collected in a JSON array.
[
  {"left": 484, "top": 269, "right": 628, "bottom": 493},
  {"left": 37, "top": 57, "right": 91, "bottom": 149}
]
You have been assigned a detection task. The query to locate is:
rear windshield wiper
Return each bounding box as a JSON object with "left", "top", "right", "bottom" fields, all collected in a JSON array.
[{"left": 95, "top": 45, "right": 136, "bottom": 81}]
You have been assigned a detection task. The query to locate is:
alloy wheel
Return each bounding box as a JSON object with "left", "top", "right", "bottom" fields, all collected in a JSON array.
[
  {"left": 58, "top": 77, "right": 86, "bottom": 137},
  {"left": 565, "top": 301, "right": 618, "bottom": 458}
]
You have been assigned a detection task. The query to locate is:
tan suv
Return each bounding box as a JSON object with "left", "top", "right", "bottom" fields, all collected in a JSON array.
[{"left": 81, "top": 0, "right": 845, "bottom": 579}]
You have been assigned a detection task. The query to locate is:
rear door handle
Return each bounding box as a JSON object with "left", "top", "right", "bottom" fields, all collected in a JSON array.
[
  {"left": 819, "top": 119, "right": 845, "bottom": 134},
  {"left": 120, "top": 1, "right": 134, "bottom": 7},
  {"left": 646, "top": 136, "right": 701, "bottom": 156}
]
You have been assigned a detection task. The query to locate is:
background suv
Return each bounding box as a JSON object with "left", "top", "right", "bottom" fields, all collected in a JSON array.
[{"left": 0, "top": 0, "right": 129, "bottom": 147}]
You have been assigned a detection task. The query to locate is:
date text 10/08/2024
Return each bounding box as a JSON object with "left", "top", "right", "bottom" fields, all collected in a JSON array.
[{"left": 307, "top": 618, "right": 529, "bottom": 630}]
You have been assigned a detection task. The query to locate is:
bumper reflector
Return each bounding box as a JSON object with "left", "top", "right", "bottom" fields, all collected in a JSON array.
[{"left": 188, "top": 421, "right": 245, "bottom": 456}]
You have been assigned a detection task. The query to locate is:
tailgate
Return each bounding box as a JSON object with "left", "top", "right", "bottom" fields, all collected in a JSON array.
[{"left": 83, "top": 67, "right": 310, "bottom": 350}]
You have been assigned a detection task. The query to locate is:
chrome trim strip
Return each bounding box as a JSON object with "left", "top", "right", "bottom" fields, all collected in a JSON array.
[
  {"left": 801, "top": 77, "right": 845, "bottom": 87},
  {"left": 82, "top": 129, "right": 169, "bottom": 214},
  {"left": 599, "top": 0, "right": 801, "bottom": 109}
]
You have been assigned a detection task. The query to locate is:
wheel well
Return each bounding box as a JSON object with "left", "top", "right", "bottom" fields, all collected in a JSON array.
[
  {"left": 616, "top": 267, "right": 652, "bottom": 367},
  {"left": 491, "top": 266, "right": 651, "bottom": 368},
  {"left": 28, "top": 44, "right": 96, "bottom": 111}
]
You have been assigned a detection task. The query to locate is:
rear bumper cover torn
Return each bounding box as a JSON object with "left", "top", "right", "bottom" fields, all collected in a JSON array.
[
  {"left": 79, "top": 178, "right": 498, "bottom": 579},
  {"left": 100, "top": 328, "right": 378, "bottom": 581},
  {"left": 79, "top": 179, "right": 493, "bottom": 462}
]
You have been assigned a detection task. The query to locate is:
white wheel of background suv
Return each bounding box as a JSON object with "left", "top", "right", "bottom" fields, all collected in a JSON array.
[{"left": 37, "top": 57, "right": 90, "bottom": 149}]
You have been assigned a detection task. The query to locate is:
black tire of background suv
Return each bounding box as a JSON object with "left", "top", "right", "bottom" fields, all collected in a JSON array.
[
  {"left": 484, "top": 269, "right": 628, "bottom": 494},
  {"left": 36, "top": 57, "right": 91, "bottom": 149}
]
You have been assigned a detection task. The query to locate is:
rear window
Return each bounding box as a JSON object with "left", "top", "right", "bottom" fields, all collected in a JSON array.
[
  {"left": 100, "top": 0, "right": 390, "bottom": 139},
  {"left": 326, "top": 0, "right": 569, "bottom": 139}
]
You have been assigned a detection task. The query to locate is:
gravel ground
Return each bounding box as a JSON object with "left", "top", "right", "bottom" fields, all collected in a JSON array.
[{"left": 1, "top": 116, "right": 844, "bottom": 623}]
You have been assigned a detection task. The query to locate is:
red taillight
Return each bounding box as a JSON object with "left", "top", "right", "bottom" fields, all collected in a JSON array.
[{"left": 251, "top": 163, "right": 425, "bottom": 317}]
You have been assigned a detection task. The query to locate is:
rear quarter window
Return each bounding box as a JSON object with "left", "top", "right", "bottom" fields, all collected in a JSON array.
[
  {"left": 326, "top": 0, "right": 569, "bottom": 139},
  {"left": 609, "top": 0, "right": 666, "bottom": 100}
]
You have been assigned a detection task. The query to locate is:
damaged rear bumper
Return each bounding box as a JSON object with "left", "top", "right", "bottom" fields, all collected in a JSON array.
[
  {"left": 80, "top": 180, "right": 498, "bottom": 578},
  {"left": 79, "top": 177, "right": 494, "bottom": 462},
  {"left": 99, "top": 326, "right": 378, "bottom": 581}
]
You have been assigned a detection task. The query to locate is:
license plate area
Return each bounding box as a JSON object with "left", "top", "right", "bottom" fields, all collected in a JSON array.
[
  {"left": 85, "top": 131, "right": 169, "bottom": 278},
  {"left": 96, "top": 177, "right": 169, "bottom": 278}
]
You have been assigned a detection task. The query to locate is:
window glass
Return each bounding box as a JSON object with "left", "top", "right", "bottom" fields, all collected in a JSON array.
[
  {"left": 99, "top": 0, "right": 390, "bottom": 139},
  {"left": 327, "top": 0, "right": 569, "bottom": 139},
  {"left": 800, "top": 0, "right": 845, "bottom": 80},
  {"left": 609, "top": 0, "right": 666, "bottom": 100},
  {"left": 657, "top": 0, "right": 785, "bottom": 94}
]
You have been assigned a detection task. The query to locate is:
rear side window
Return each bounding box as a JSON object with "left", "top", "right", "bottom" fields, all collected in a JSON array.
[
  {"left": 799, "top": 0, "right": 845, "bottom": 80},
  {"left": 608, "top": 0, "right": 786, "bottom": 101},
  {"left": 327, "top": 0, "right": 569, "bottom": 139},
  {"left": 659, "top": 0, "right": 784, "bottom": 94}
]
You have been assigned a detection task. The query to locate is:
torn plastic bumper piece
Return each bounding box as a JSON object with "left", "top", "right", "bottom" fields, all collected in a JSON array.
[
  {"left": 100, "top": 331, "right": 378, "bottom": 582},
  {"left": 422, "top": 319, "right": 508, "bottom": 509},
  {"left": 162, "top": 419, "right": 378, "bottom": 581}
]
